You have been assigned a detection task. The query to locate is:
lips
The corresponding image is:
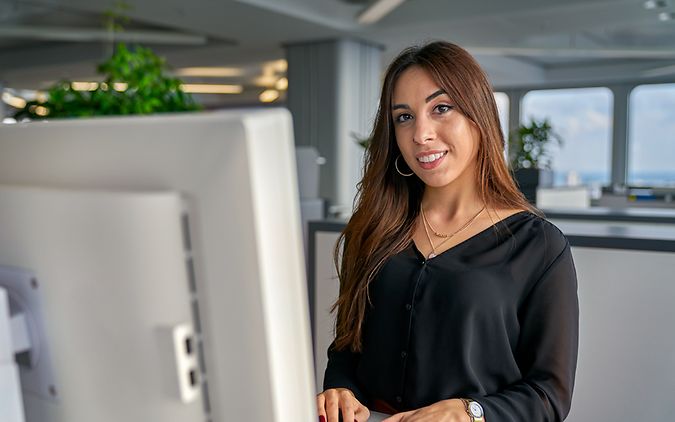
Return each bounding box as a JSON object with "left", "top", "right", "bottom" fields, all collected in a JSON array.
[
  {"left": 415, "top": 150, "right": 448, "bottom": 170},
  {"left": 417, "top": 151, "right": 447, "bottom": 163}
]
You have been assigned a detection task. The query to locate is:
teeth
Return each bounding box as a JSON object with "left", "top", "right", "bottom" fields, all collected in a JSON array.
[{"left": 417, "top": 152, "right": 446, "bottom": 163}]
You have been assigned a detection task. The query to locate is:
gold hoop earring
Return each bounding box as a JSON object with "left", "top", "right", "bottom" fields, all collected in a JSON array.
[{"left": 395, "top": 155, "right": 414, "bottom": 177}]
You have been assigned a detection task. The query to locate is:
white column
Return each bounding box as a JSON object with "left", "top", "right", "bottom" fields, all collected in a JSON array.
[{"left": 286, "top": 39, "right": 382, "bottom": 217}]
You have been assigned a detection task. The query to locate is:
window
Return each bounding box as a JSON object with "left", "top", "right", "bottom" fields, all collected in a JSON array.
[
  {"left": 521, "top": 87, "right": 613, "bottom": 187},
  {"left": 494, "top": 92, "right": 509, "bottom": 140},
  {"left": 628, "top": 83, "right": 675, "bottom": 187}
]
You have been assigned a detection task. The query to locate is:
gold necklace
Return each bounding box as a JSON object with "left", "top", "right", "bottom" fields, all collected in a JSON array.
[
  {"left": 420, "top": 205, "right": 486, "bottom": 259},
  {"left": 421, "top": 206, "right": 449, "bottom": 238}
]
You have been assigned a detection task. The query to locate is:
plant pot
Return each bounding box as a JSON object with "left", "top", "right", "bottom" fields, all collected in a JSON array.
[{"left": 514, "top": 168, "right": 554, "bottom": 204}]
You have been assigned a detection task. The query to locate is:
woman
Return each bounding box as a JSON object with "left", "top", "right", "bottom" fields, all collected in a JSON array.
[{"left": 316, "top": 41, "right": 579, "bottom": 422}]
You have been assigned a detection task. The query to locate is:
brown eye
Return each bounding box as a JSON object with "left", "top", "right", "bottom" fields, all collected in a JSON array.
[
  {"left": 434, "top": 104, "right": 454, "bottom": 114},
  {"left": 394, "top": 113, "right": 413, "bottom": 123}
]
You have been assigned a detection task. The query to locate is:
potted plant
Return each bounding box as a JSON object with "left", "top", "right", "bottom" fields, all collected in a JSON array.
[
  {"left": 14, "top": 43, "right": 200, "bottom": 120},
  {"left": 13, "top": 2, "right": 200, "bottom": 120},
  {"left": 508, "top": 118, "right": 563, "bottom": 204}
]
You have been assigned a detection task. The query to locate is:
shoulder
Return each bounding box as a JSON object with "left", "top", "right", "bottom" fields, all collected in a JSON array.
[
  {"left": 496, "top": 208, "right": 570, "bottom": 263},
  {"left": 521, "top": 211, "right": 571, "bottom": 271}
]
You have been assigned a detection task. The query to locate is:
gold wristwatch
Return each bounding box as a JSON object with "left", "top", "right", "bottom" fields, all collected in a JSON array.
[{"left": 460, "top": 398, "right": 485, "bottom": 422}]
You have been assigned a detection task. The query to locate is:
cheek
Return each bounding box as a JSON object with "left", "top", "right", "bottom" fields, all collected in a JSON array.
[
  {"left": 394, "top": 128, "right": 408, "bottom": 151},
  {"left": 454, "top": 124, "right": 480, "bottom": 157}
]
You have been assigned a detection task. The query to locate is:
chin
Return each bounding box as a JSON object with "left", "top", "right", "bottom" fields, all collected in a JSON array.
[{"left": 420, "top": 175, "right": 459, "bottom": 188}]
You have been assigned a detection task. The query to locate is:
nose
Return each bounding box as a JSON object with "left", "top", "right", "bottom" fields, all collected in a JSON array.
[{"left": 413, "top": 114, "right": 435, "bottom": 145}]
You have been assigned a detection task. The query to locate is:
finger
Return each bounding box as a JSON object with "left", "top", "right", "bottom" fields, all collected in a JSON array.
[
  {"left": 339, "top": 390, "right": 356, "bottom": 422},
  {"left": 325, "top": 392, "right": 340, "bottom": 422},
  {"left": 354, "top": 404, "right": 370, "bottom": 422},
  {"left": 316, "top": 394, "right": 327, "bottom": 421}
]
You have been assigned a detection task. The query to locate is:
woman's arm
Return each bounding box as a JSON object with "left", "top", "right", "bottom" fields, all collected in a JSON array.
[
  {"left": 323, "top": 340, "right": 368, "bottom": 405},
  {"left": 468, "top": 241, "right": 579, "bottom": 422}
]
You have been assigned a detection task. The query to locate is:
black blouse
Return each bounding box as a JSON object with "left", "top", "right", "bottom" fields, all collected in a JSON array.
[{"left": 323, "top": 211, "right": 579, "bottom": 421}]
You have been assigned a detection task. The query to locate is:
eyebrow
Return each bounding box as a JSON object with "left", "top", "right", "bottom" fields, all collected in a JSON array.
[{"left": 392, "top": 89, "right": 447, "bottom": 111}]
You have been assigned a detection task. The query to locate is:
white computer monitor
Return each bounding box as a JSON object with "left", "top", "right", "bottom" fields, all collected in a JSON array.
[{"left": 0, "top": 109, "right": 316, "bottom": 422}]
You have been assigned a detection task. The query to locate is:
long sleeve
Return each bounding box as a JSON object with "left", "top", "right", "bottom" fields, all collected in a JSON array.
[
  {"left": 323, "top": 340, "right": 368, "bottom": 404},
  {"left": 469, "top": 241, "right": 579, "bottom": 421}
]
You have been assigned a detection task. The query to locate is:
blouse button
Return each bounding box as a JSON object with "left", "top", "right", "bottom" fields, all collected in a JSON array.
[
  {"left": 405, "top": 304, "right": 412, "bottom": 311},
  {"left": 395, "top": 396, "right": 402, "bottom": 403},
  {"left": 400, "top": 351, "right": 407, "bottom": 358}
]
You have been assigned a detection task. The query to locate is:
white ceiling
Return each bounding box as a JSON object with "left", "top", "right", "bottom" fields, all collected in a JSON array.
[{"left": 1, "top": 0, "right": 674, "bottom": 105}]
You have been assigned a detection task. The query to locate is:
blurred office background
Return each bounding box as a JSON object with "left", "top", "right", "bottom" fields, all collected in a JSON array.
[
  {"left": 3, "top": 2, "right": 675, "bottom": 422},
  {"left": 2, "top": 0, "right": 675, "bottom": 215}
]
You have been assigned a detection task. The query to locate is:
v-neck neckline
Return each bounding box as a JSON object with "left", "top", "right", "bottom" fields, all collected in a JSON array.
[{"left": 411, "top": 210, "right": 531, "bottom": 262}]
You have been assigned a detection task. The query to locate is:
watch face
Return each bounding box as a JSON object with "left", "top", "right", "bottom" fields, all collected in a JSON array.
[{"left": 469, "top": 401, "right": 484, "bottom": 417}]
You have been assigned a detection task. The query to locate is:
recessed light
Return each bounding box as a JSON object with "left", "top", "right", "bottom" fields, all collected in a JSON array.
[
  {"left": 644, "top": 0, "right": 668, "bottom": 9},
  {"left": 255, "top": 74, "right": 278, "bottom": 88},
  {"left": 174, "top": 67, "right": 244, "bottom": 78},
  {"left": 275, "top": 77, "right": 288, "bottom": 91},
  {"left": 179, "top": 84, "right": 243, "bottom": 94},
  {"left": 2, "top": 92, "right": 27, "bottom": 108},
  {"left": 71, "top": 82, "right": 99, "bottom": 91},
  {"left": 658, "top": 11, "right": 675, "bottom": 20},
  {"left": 259, "top": 89, "right": 280, "bottom": 103},
  {"left": 34, "top": 106, "right": 49, "bottom": 116}
]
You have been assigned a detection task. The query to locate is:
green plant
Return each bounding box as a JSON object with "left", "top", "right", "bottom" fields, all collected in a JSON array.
[
  {"left": 14, "top": 43, "right": 200, "bottom": 120},
  {"left": 14, "top": 2, "right": 199, "bottom": 120},
  {"left": 352, "top": 132, "right": 371, "bottom": 149},
  {"left": 508, "top": 118, "right": 563, "bottom": 170}
]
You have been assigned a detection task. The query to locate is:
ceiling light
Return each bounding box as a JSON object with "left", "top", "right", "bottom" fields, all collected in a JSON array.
[
  {"left": 644, "top": 0, "right": 668, "bottom": 9},
  {"left": 2, "top": 92, "right": 27, "bottom": 109},
  {"left": 255, "top": 74, "right": 279, "bottom": 88},
  {"left": 27, "top": 104, "right": 49, "bottom": 116},
  {"left": 71, "top": 82, "right": 99, "bottom": 91},
  {"left": 259, "top": 89, "right": 280, "bottom": 103},
  {"left": 265, "top": 59, "right": 287, "bottom": 74},
  {"left": 658, "top": 11, "right": 675, "bottom": 20},
  {"left": 357, "top": 0, "right": 407, "bottom": 25},
  {"left": 275, "top": 77, "right": 288, "bottom": 91},
  {"left": 179, "top": 84, "right": 243, "bottom": 94},
  {"left": 174, "top": 67, "right": 244, "bottom": 77},
  {"left": 34, "top": 106, "right": 49, "bottom": 116}
]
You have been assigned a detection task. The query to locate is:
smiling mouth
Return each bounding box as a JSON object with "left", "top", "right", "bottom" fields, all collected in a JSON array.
[{"left": 417, "top": 151, "right": 448, "bottom": 163}]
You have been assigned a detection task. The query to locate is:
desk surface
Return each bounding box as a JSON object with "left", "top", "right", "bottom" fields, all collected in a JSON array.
[
  {"left": 542, "top": 206, "right": 675, "bottom": 224},
  {"left": 309, "top": 216, "right": 675, "bottom": 253}
]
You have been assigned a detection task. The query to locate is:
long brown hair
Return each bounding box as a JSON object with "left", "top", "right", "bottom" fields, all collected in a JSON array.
[{"left": 332, "top": 41, "right": 541, "bottom": 352}]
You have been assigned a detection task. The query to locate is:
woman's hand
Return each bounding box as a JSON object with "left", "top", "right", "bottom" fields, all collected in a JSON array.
[
  {"left": 317, "top": 388, "right": 371, "bottom": 422},
  {"left": 381, "top": 399, "right": 470, "bottom": 422}
]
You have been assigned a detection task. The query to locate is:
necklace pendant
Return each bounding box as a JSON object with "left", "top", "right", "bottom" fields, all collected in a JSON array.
[{"left": 428, "top": 252, "right": 437, "bottom": 259}]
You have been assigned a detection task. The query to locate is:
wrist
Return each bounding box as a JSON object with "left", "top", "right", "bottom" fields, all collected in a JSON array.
[
  {"left": 459, "top": 398, "right": 485, "bottom": 422},
  {"left": 438, "top": 399, "right": 471, "bottom": 422}
]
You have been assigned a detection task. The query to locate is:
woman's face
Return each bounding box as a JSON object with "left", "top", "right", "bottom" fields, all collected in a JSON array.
[{"left": 391, "top": 65, "right": 481, "bottom": 190}]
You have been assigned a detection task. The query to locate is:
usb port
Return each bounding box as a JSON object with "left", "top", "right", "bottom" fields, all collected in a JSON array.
[{"left": 185, "top": 337, "right": 193, "bottom": 355}]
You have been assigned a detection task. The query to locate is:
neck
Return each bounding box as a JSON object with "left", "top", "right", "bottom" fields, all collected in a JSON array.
[{"left": 421, "top": 169, "right": 485, "bottom": 221}]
